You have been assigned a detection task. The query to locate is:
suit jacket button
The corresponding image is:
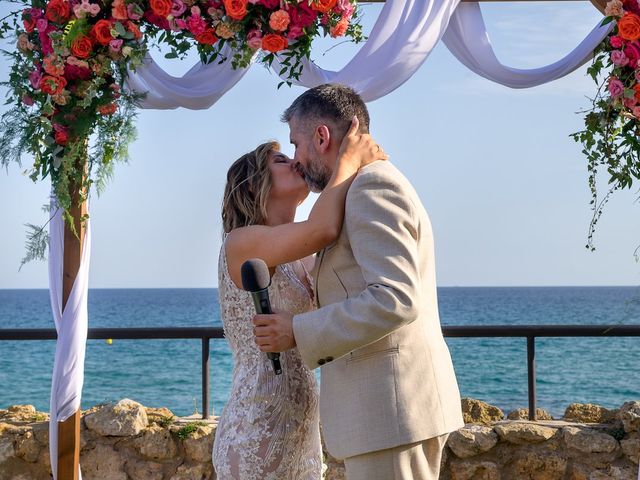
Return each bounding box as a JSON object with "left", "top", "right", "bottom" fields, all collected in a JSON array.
[
  {"left": 325, "top": 356, "right": 334, "bottom": 362},
  {"left": 317, "top": 359, "right": 326, "bottom": 365}
]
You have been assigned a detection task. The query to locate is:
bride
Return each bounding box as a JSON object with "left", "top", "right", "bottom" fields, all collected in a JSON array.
[{"left": 212, "top": 117, "right": 384, "bottom": 479}]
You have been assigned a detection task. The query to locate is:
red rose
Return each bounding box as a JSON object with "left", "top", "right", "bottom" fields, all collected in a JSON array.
[
  {"left": 258, "top": 0, "right": 279, "bottom": 8},
  {"left": 150, "top": 0, "right": 172, "bottom": 17},
  {"left": 310, "top": 0, "right": 337, "bottom": 14},
  {"left": 71, "top": 35, "right": 93, "bottom": 59},
  {"left": 54, "top": 128, "right": 68, "bottom": 145},
  {"left": 22, "top": 12, "right": 37, "bottom": 33},
  {"left": 91, "top": 20, "right": 114, "bottom": 46},
  {"left": 45, "top": 0, "right": 71, "bottom": 24},
  {"left": 288, "top": 2, "right": 316, "bottom": 28},
  {"left": 64, "top": 63, "right": 92, "bottom": 80},
  {"left": 195, "top": 29, "right": 218, "bottom": 45},
  {"left": 40, "top": 75, "right": 67, "bottom": 95},
  {"left": 261, "top": 33, "right": 288, "bottom": 53},
  {"left": 223, "top": 0, "right": 248, "bottom": 21}
]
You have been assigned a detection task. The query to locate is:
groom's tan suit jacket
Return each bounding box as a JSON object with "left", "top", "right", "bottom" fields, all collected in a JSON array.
[{"left": 293, "top": 161, "right": 464, "bottom": 460}]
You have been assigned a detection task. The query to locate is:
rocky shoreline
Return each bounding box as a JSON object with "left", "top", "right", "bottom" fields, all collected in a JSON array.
[{"left": 0, "top": 398, "right": 638, "bottom": 479}]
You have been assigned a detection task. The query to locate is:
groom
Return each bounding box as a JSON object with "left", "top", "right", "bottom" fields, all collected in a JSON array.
[{"left": 253, "top": 84, "right": 463, "bottom": 479}]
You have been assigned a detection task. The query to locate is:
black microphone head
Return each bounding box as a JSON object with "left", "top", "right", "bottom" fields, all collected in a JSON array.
[{"left": 241, "top": 258, "right": 271, "bottom": 292}]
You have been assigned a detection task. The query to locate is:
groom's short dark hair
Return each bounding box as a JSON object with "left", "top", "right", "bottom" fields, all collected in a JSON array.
[{"left": 281, "top": 84, "right": 370, "bottom": 136}]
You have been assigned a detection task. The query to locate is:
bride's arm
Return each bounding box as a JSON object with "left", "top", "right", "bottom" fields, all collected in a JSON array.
[{"left": 226, "top": 117, "right": 385, "bottom": 281}]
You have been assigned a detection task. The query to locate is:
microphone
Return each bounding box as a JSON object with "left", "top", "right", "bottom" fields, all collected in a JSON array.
[{"left": 241, "top": 258, "right": 282, "bottom": 375}]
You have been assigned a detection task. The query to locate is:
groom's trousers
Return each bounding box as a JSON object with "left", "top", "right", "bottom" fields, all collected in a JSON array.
[{"left": 343, "top": 434, "right": 449, "bottom": 480}]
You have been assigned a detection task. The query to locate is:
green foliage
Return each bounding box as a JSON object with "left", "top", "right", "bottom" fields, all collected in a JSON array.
[
  {"left": 176, "top": 421, "right": 206, "bottom": 440},
  {"left": 572, "top": 32, "right": 640, "bottom": 251}
]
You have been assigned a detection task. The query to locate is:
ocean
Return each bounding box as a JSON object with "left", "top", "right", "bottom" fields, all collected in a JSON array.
[{"left": 0, "top": 287, "right": 639, "bottom": 418}]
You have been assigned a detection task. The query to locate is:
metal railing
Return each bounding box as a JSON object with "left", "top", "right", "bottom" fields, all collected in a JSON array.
[{"left": 1, "top": 324, "right": 639, "bottom": 421}]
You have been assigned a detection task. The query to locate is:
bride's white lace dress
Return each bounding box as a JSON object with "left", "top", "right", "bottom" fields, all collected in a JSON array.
[{"left": 212, "top": 244, "right": 322, "bottom": 479}]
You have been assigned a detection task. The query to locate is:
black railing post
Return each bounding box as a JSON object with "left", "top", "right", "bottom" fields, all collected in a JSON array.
[
  {"left": 527, "top": 336, "right": 536, "bottom": 421},
  {"left": 202, "top": 337, "right": 210, "bottom": 420}
]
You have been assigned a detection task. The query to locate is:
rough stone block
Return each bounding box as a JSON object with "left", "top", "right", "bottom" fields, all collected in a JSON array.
[
  {"left": 507, "top": 408, "right": 553, "bottom": 421},
  {"left": 563, "top": 426, "right": 618, "bottom": 454},
  {"left": 84, "top": 399, "right": 148, "bottom": 437},
  {"left": 563, "top": 403, "right": 616, "bottom": 424},
  {"left": 461, "top": 398, "right": 504, "bottom": 425},
  {"left": 494, "top": 422, "right": 557, "bottom": 444},
  {"left": 450, "top": 460, "right": 500, "bottom": 480},
  {"left": 448, "top": 426, "right": 498, "bottom": 458},
  {"left": 619, "top": 401, "right": 640, "bottom": 433}
]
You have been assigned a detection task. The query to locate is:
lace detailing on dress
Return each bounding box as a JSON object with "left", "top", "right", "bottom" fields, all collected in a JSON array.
[{"left": 212, "top": 242, "right": 321, "bottom": 480}]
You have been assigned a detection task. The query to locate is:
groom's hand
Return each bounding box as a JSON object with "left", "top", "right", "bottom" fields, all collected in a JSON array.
[{"left": 253, "top": 312, "right": 296, "bottom": 352}]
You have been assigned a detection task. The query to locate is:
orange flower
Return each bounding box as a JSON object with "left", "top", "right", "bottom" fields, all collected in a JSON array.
[
  {"left": 40, "top": 75, "right": 67, "bottom": 96},
  {"left": 127, "top": 21, "right": 142, "bottom": 40},
  {"left": 91, "top": 20, "right": 114, "bottom": 46},
  {"left": 262, "top": 33, "right": 288, "bottom": 53},
  {"left": 98, "top": 103, "right": 117, "bottom": 115},
  {"left": 633, "top": 84, "right": 640, "bottom": 101},
  {"left": 71, "top": 35, "right": 93, "bottom": 59},
  {"left": 269, "top": 10, "right": 290, "bottom": 32},
  {"left": 618, "top": 12, "right": 640, "bottom": 41},
  {"left": 311, "top": 0, "right": 337, "bottom": 14},
  {"left": 223, "top": 0, "right": 248, "bottom": 21},
  {"left": 330, "top": 17, "right": 348, "bottom": 38},
  {"left": 111, "top": 0, "right": 128, "bottom": 20},
  {"left": 150, "top": 0, "right": 172, "bottom": 17},
  {"left": 195, "top": 29, "right": 218, "bottom": 45}
]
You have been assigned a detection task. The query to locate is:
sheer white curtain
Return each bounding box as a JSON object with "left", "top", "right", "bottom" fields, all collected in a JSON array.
[
  {"left": 126, "top": 45, "right": 254, "bottom": 109},
  {"left": 274, "top": 0, "right": 461, "bottom": 101},
  {"left": 442, "top": 2, "right": 612, "bottom": 88},
  {"left": 48, "top": 199, "right": 91, "bottom": 480}
]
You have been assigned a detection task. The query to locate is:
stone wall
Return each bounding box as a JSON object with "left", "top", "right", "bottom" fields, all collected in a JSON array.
[{"left": 1, "top": 398, "right": 638, "bottom": 480}]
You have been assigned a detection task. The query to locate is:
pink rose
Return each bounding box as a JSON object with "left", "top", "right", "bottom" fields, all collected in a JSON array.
[
  {"left": 608, "top": 77, "right": 625, "bottom": 97},
  {"left": 29, "top": 68, "right": 43, "bottom": 89},
  {"left": 632, "top": 105, "right": 640, "bottom": 117},
  {"left": 624, "top": 96, "right": 637, "bottom": 108},
  {"left": 171, "top": 0, "right": 187, "bottom": 17},
  {"left": 610, "top": 35, "right": 625, "bottom": 48},
  {"left": 39, "top": 29, "right": 53, "bottom": 55},
  {"left": 246, "top": 29, "right": 262, "bottom": 49},
  {"left": 22, "top": 95, "right": 34, "bottom": 106},
  {"left": 186, "top": 14, "right": 206, "bottom": 35},
  {"left": 336, "top": 0, "right": 353, "bottom": 19},
  {"left": 611, "top": 50, "right": 629, "bottom": 66},
  {"left": 625, "top": 41, "right": 640, "bottom": 67},
  {"left": 127, "top": 4, "right": 143, "bottom": 20},
  {"left": 36, "top": 18, "right": 48, "bottom": 32},
  {"left": 287, "top": 25, "right": 303, "bottom": 40},
  {"left": 109, "top": 39, "right": 123, "bottom": 52}
]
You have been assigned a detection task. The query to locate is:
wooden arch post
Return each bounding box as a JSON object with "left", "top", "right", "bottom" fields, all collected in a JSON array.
[{"left": 57, "top": 161, "right": 88, "bottom": 480}]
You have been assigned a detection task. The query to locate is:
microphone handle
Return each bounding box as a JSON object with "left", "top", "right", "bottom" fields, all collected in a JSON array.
[{"left": 250, "top": 289, "right": 283, "bottom": 375}]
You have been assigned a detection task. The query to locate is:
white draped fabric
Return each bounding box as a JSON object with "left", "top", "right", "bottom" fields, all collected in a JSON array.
[
  {"left": 442, "top": 2, "right": 613, "bottom": 88},
  {"left": 273, "top": 0, "right": 461, "bottom": 102},
  {"left": 125, "top": 45, "right": 253, "bottom": 109},
  {"left": 125, "top": 0, "right": 612, "bottom": 108},
  {"left": 48, "top": 199, "right": 91, "bottom": 480}
]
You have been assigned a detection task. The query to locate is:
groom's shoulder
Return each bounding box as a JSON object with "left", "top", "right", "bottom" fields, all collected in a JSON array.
[{"left": 351, "top": 160, "right": 413, "bottom": 193}]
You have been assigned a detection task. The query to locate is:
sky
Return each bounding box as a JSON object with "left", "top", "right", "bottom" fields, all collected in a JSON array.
[{"left": 1, "top": 1, "right": 639, "bottom": 289}]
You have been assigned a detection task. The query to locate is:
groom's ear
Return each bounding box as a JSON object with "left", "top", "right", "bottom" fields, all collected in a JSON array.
[{"left": 314, "top": 124, "right": 331, "bottom": 153}]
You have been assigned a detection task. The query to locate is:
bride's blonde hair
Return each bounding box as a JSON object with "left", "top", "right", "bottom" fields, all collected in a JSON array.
[{"left": 222, "top": 141, "right": 279, "bottom": 233}]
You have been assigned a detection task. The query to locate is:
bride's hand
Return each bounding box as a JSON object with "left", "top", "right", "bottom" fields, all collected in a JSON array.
[{"left": 337, "top": 116, "right": 388, "bottom": 170}]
